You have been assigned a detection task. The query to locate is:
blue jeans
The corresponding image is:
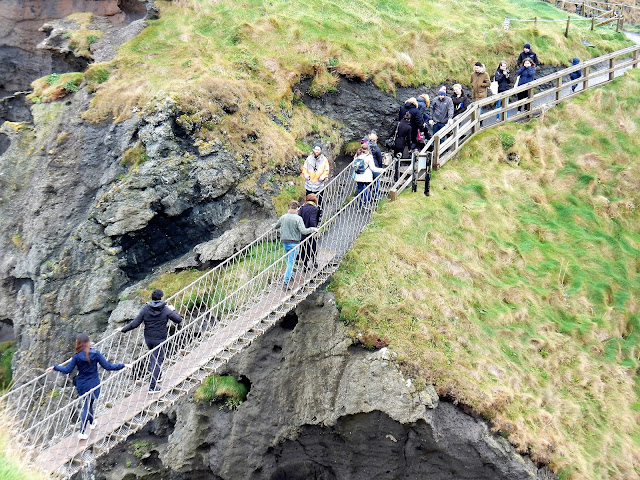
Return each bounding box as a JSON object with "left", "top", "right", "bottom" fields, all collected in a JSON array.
[
  {"left": 145, "top": 338, "right": 165, "bottom": 389},
  {"left": 283, "top": 242, "right": 299, "bottom": 284},
  {"left": 432, "top": 122, "right": 446, "bottom": 136},
  {"left": 79, "top": 388, "right": 99, "bottom": 433},
  {"left": 495, "top": 99, "right": 510, "bottom": 119},
  {"left": 357, "top": 182, "right": 370, "bottom": 208}
]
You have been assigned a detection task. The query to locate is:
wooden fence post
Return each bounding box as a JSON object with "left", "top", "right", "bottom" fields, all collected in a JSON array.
[
  {"left": 633, "top": 50, "right": 639, "bottom": 69},
  {"left": 609, "top": 58, "right": 615, "bottom": 82},
  {"left": 556, "top": 77, "right": 563, "bottom": 100},
  {"left": 534, "top": 16, "right": 538, "bottom": 30},
  {"left": 432, "top": 136, "right": 440, "bottom": 170},
  {"left": 591, "top": 16, "right": 595, "bottom": 30},
  {"left": 453, "top": 123, "right": 459, "bottom": 151},
  {"left": 471, "top": 108, "right": 479, "bottom": 135},
  {"left": 583, "top": 65, "right": 590, "bottom": 90},
  {"left": 565, "top": 16, "right": 571, "bottom": 37}
]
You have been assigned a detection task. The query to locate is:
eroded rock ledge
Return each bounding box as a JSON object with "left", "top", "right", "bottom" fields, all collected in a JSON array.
[{"left": 89, "top": 292, "right": 556, "bottom": 480}]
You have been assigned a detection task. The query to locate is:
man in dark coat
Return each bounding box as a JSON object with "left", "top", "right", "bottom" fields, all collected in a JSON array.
[
  {"left": 398, "top": 98, "right": 421, "bottom": 150},
  {"left": 120, "top": 288, "right": 183, "bottom": 392},
  {"left": 517, "top": 43, "right": 540, "bottom": 68}
]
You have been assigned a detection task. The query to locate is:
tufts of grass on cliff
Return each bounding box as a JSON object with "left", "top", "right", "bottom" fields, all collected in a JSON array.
[
  {"left": 0, "top": 424, "right": 47, "bottom": 480},
  {"left": 72, "top": 0, "right": 629, "bottom": 174},
  {"left": 329, "top": 70, "right": 640, "bottom": 480},
  {"left": 194, "top": 375, "right": 248, "bottom": 409}
]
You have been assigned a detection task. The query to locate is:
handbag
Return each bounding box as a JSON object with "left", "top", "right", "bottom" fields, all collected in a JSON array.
[
  {"left": 416, "top": 130, "right": 425, "bottom": 141},
  {"left": 489, "top": 80, "right": 499, "bottom": 95},
  {"left": 514, "top": 75, "right": 521, "bottom": 88}
]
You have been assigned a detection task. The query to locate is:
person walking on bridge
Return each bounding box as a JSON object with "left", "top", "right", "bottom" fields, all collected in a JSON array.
[
  {"left": 298, "top": 193, "right": 321, "bottom": 272},
  {"left": 275, "top": 201, "right": 318, "bottom": 290},
  {"left": 301, "top": 144, "right": 330, "bottom": 206},
  {"left": 47, "top": 333, "right": 130, "bottom": 440},
  {"left": 119, "top": 289, "right": 183, "bottom": 392}
]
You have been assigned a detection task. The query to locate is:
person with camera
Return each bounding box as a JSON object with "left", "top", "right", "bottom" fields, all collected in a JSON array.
[{"left": 494, "top": 60, "right": 511, "bottom": 119}]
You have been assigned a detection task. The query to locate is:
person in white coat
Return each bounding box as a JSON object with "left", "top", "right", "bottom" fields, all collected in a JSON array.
[{"left": 353, "top": 143, "right": 384, "bottom": 209}]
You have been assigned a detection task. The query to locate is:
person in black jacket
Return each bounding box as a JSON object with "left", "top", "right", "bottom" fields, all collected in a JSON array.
[
  {"left": 494, "top": 60, "right": 511, "bottom": 119},
  {"left": 392, "top": 112, "right": 412, "bottom": 181},
  {"left": 451, "top": 84, "right": 468, "bottom": 118},
  {"left": 298, "top": 193, "right": 321, "bottom": 271},
  {"left": 517, "top": 43, "right": 540, "bottom": 69},
  {"left": 119, "top": 289, "right": 183, "bottom": 392},
  {"left": 398, "top": 97, "right": 421, "bottom": 151},
  {"left": 47, "top": 333, "right": 129, "bottom": 439}
]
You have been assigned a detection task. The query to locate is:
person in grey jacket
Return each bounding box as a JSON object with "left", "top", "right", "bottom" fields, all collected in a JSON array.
[
  {"left": 119, "top": 289, "right": 182, "bottom": 392},
  {"left": 429, "top": 86, "right": 454, "bottom": 137},
  {"left": 275, "top": 201, "right": 318, "bottom": 289}
]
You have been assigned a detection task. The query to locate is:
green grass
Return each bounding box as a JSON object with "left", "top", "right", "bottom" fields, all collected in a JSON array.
[
  {"left": 194, "top": 375, "right": 248, "bottom": 409},
  {"left": 0, "top": 426, "right": 46, "bottom": 480},
  {"left": 0, "top": 342, "right": 16, "bottom": 391},
  {"left": 329, "top": 70, "right": 640, "bottom": 480}
]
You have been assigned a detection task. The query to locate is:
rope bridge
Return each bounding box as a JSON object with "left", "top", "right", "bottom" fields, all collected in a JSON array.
[{"left": 0, "top": 155, "right": 396, "bottom": 478}]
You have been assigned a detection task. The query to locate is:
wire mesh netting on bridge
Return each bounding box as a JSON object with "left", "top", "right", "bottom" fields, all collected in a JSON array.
[{"left": 0, "top": 155, "right": 397, "bottom": 478}]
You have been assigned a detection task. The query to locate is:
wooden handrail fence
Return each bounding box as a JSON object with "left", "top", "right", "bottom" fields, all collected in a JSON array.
[{"left": 390, "top": 44, "right": 640, "bottom": 199}]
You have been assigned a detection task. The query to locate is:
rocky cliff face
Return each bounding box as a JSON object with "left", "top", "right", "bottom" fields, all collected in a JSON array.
[
  {"left": 0, "top": 87, "right": 285, "bottom": 375},
  {"left": 0, "top": 0, "right": 147, "bottom": 97},
  {"left": 86, "top": 292, "right": 555, "bottom": 480}
]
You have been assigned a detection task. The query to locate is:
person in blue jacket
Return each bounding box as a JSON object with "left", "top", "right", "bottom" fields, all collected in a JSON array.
[
  {"left": 47, "top": 333, "right": 130, "bottom": 440},
  {"left": 569, "top": 57, "right": 581, "bottom": 92},
  {"left": 516, "top": 58, "right": 536, "bottom": 112}
]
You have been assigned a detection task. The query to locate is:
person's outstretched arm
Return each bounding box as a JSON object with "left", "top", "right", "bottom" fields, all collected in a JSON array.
[
  {"left": 50, "top": 356, "right": 77, "bottom": 375},
  {"left": 120, "top": 309, "right": 145, "bottom": 334},
  {"left": 96, "top": 351, "right": 126, "bottom": 371}
]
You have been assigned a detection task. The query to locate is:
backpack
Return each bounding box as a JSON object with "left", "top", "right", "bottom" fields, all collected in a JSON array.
[{"left": 354, "top": 155, "right": 368, "bottom": 175}]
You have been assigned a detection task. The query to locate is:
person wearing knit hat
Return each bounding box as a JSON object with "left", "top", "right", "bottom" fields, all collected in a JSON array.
[
  {"left": 517, "top": 43, "right": 540, "bottom": 68},
  {"left": 429, "top": 86, "right": 454, "bottom": 137},
  {"left": 301, "top": 143, "right": 330, "bottom": 205}
]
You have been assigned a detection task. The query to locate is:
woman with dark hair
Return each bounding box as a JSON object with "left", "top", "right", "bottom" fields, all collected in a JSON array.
[
  {"left": 298, "top": 193, "right": 321, "bottom": 271},
  {"left": 516, "top": 58, "right": 536, "bottom": 112},
  {"left": 494, "top": 60, "right": 511, "bottom": 119},
  {"left": 47, "top": 333, "right": 130, "bottom": 440}
]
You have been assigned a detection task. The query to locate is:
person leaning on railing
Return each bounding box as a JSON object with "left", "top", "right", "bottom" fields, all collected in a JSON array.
[
  {"left": 516, "top": 58, "right": 536, "bottom": 112},
  {"left": 46, "top": 333, "right": 131, "bottom": 440}
]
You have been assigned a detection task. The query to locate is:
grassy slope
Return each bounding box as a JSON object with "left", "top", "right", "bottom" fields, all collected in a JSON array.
[
  {"left": 77, "top": 0, "right": 629, "bottom": 174},
  {"left": 329, "top": 70, "right": 640, "bottom": 480}
]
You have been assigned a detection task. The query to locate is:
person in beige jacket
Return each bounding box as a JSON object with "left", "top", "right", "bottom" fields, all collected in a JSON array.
[{"left": 470, "top": 62, "right": 491, "bottom": 102}]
